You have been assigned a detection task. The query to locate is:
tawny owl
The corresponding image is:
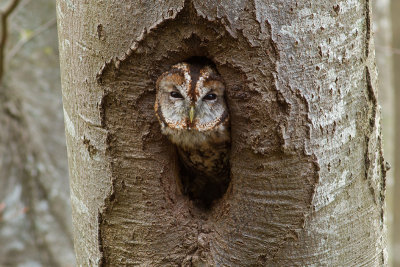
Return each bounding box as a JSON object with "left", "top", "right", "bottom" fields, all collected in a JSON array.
[{"left": 154, "top": 60, "right": 230, "bottom": 205}]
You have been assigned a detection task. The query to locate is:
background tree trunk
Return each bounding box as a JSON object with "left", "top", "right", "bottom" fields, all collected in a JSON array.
[
  {"left": 57, "top": 0, "right": 386, "bottom": 265},
  {"left": 390, "top": 0, "right": 400, "bottom": 265},
  {"left": 372, "top": 0, "right": 395, "bottom": 265},
  {"left": 0, "top": 0, "right": 74, "bottom": 266}
]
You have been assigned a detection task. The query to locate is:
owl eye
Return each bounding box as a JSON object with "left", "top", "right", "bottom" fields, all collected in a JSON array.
[
  {"left": 170, "top": 91, "right": 183, "bottom": 99},
  {"left": 203, "top": 93, "right": 217, "bottom": 101}
]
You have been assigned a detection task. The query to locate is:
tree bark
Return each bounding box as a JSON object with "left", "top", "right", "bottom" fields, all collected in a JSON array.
[{"left": 57, "top": 0, "right": 386, "bottom": 265}]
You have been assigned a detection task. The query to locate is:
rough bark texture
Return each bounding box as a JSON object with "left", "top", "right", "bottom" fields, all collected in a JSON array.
[
  {"left": 0, "top": 0, "right": 74, "bottom": 266},
  {"left": 390, "top": 0, "right": 400, "bottom": 265},
  {"left": 57, "top": 0, "right": 386, "bottom": 265}
]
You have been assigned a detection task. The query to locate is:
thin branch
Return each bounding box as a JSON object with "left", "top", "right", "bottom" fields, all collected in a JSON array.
[
  {"left": 7, "top": 17, "right": 57, "bottom": 61},
  {"left": 0, "top": 0, "right": 20, "bottom": 83},
  {"left": 2, "top": 0, "right": 20, "bottom": 17}
]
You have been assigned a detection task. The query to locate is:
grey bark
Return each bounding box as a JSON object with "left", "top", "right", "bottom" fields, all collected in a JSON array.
[
  {"left": 57, "top": 0, "right": 386, "bottom": 266},
  {"left": 0, "top": 0, "right": 74, "bottom": 266}
]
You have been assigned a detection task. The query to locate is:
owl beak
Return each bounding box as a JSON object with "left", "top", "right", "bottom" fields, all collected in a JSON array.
[{"left": 189, "top": 105, "right": 195, "bottom": 124}]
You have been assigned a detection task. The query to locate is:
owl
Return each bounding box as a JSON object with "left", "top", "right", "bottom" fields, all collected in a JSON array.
[{"left": 154, "top": 61, "right": 230, "bottom": 205}]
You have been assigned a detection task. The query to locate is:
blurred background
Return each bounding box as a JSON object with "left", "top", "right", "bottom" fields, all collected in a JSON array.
[
  {"left": 0, "top": 0, "right": 398, "bottom": 266},
  {"left": 0, "top": 0, "right": 74, "bottom": 266}
]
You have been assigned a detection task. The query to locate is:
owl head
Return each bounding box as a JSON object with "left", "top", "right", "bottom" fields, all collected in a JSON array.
[{"left": 154, "top": 62, "right": 230, "bottom": 148}]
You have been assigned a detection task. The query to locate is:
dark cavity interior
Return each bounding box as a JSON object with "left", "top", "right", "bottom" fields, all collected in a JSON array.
[{"left": 175, "top": 56, "right": 231, "bottom": 208}]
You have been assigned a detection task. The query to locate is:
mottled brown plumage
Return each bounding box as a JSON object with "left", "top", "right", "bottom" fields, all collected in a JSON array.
[{"left": 154, "top": 61, "right": 230, "bottom": 205}]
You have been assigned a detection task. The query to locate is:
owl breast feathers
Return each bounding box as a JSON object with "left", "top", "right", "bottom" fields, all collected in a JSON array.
[{"left": 154, "top": 61, "right": 230, "bottom": 204}]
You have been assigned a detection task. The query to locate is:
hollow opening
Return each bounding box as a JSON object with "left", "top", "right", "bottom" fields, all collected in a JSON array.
[
  {"left": 183, "top": 56, "right": 216, "bottom": 68},
  {"left": 177, "top": 154, "right": 231, "bottom": 208},
  {"left": 168, "top": 56, "right": 231, "bottom": 208}
]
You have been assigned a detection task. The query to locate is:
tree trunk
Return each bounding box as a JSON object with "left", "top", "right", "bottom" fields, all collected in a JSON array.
[
  {"left": 390, "top": 0, "right": 400, "bottom": 265},
  {"left": 0, "top": 0, "right": 74, "bottom": 266},
  {"left": 372, "top": 0, "right": 394, "bottom": 265},
  {"left": 57, "top": 0, "right": 386, "bottom": 265}
]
